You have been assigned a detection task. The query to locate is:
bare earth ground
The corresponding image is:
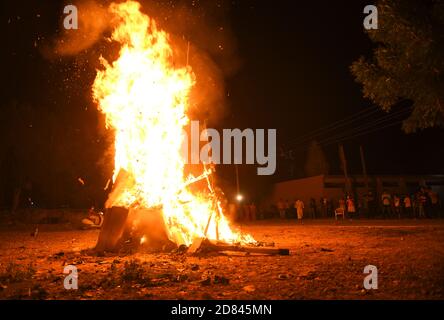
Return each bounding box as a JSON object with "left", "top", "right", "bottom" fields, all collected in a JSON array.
[{"left": 0, "top": 218, "right": 443, "bottom": 300}]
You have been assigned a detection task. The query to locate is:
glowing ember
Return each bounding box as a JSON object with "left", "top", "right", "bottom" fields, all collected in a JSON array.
[{"left": 92, "top": 1, "right": 254, "bottom": 246}]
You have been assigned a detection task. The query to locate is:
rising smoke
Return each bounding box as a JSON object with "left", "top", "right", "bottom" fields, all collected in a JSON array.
[{"left": 47, "top": 0, "right": 241, "bottom": 124}]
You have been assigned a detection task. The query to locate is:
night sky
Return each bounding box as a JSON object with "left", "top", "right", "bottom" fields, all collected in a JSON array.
[
  {"left": 1, "top": 0, "right": 443, "bottom": 207},
  {"left": 226, "top": 1, "right": 444, "bottom": 176}
]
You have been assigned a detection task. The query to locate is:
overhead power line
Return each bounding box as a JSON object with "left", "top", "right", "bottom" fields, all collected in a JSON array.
[
  {"left": 320, "top": 120, "right": 404, "bottom": 147},
  {"left": 279, "top": 108, "right": 410, "bottom": 159},
  {"left": 317, "top": 108, "right": 410, "bottom": 146},
  {"left": 285, "top": 106, "right": 380, "bottom": 146}
]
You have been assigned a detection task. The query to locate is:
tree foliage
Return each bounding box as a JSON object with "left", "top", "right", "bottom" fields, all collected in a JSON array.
[{"left": 351, "top": 0, "right": 444, "bottom": 132}]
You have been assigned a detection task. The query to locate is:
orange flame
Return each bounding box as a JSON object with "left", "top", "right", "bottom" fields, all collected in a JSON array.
[{"left": 92, "top": 1, "right": 253, "bottom": 246}]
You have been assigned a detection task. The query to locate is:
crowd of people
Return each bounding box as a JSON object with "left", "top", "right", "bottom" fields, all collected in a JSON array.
[
  {"left": 273, "top": 187, "right": 442, "bottom": 221},
  {"left": 227, "top": 202, "right": 258, "bottom": 222}
]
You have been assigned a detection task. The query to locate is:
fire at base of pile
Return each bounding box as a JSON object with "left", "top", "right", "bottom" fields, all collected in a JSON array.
[
  {"left": 94, "top": 206, "right": 289, "bottom": 256},
  {"left": 94, "top": 169, "right": 288, "bottom": 256},
  {"left": 95, "top": 206, "right": 175, "bottom": 253},
  {"left": 95, "top": 169, "right": 176, "bottom": 253},
  {"left": 92, "top": 169, "right": 256, "bottom": 251}
]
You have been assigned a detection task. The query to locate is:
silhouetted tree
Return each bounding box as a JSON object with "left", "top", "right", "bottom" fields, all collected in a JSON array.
[{"left": 351, "top": 0, "right": 444, "bottom": 132}]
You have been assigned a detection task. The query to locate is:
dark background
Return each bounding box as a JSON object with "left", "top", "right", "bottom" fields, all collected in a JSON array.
[{"left": 1, "top": 0, "right": 443, "bottom": 208}]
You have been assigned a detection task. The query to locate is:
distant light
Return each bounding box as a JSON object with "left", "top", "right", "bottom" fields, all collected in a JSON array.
[{"left": 236, "top": 194, "right": 243, "bottom": 202}]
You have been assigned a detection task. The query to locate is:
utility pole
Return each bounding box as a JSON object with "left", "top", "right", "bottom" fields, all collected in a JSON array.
[
  {"left": 339, "top": 144, "right": 351, "bottom": 193},
  {"left": 360, "top": 145, "right": 369, "bottom": 194},
  {"left": 235, "top": 164, "right": 240, "bottom": 197}
]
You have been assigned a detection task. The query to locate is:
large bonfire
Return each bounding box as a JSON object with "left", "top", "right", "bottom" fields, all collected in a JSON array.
[{"left": 92, "top": 1, "right": 253, "bottom": 247}]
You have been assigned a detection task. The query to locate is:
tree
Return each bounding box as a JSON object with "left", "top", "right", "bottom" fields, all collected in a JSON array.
[
  {"left": 304, "top": 140, "right": 329, "bottom": 177},
  {"left": 351, "top": 0, "right": 444, "bottom": 132}
]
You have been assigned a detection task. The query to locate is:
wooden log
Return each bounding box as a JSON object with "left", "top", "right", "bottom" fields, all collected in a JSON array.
[
  {"left": 190, "top": 238, "right": 290, "bottom": 255},
  {"left": 215, "top": 244, "right": 289, "bottom": 255},
  {"left": 95, "top": 169, "right": 133, "bottom": 252},
  {"left": 105, "top": 169, "right": 135, "bottom": 209},
  {"left": 188, "top": 237, "right": 205, "bottom": 254},
  {"left": 95, "top": 206, "right": 129, "bottom": 252},
  {"left": 125, "top": 207, "right": 175, "bottom": 250}
]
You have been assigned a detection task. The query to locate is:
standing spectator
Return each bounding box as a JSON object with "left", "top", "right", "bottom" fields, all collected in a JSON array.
[
  {"left": 277, "top": 199, "right": 286, "bottom": 219},
  {"left": 285, "top": 199, "right": 291, "bottom": 219},
  {"left": 424, "top": 188, "right": 432, "bottom": 218},
  {"left": 309, "top": 198, "right": 317, "bottom": 219},
  {"left": 228, "top": 202, "right": 237, "bottom": 221},
  {"left": 243, "top": 204, "right": 251, "bottom": 221},
  {"left": 367, "top": 191, "right": 376, "bottom": 218},
  {"left": 403, "top": 194, "right": 413, "bottom": 218},
  {"left": 381, "top": 190, "right": 392, "bottom": 219},
  {"left": 418, "top": 189, "right": 427, "bottom": 218},
  {"left": 329, "top": 198, "right": 335, "bottom": 218},
  {"left": 295, "top": 199, "right": 304, "bottom": 224},
  {"left": 362, "top": 192, "right": 370, "bottom": 219},
  {"left": 320, "top": 197, "right": 328, "bottom": 218},
  {"left": 346, "top": 196, "right": 356, "bottom": 219},
  {"left": 412, "top": 193, "right": 419, "bottom": 219},
  {"left": 290, "top": 199, "right": 297, "bottom": 219},
  {"left": 428, "top": 189, "right": 439, "bottom": 218},
  {"left": 393, "top": 194, "right": 401, "bottom": 219},
  {"left": 249, "top": 203, "right": 257, "bottom": 221},
  {"left": 339, "top": 197, "right": 346, "bottom": 212}
]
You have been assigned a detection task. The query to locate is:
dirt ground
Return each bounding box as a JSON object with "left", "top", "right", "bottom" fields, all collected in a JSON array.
[{"left": 0, "top": 218, "right": 443, "bottom": 300}]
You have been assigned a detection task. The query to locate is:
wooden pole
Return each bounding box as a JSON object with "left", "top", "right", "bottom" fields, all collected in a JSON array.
[
  {"left": 95, "top": 206, "right": 129, "bottom": 252},
  {"left": 339, "top": 144, "right": 351, "bottom": 193},
  {"left": 235, "top": 164, "right": 240, "bottom": 196},
  {"left": 360, "top": 145, "right": 369, "bottom": 193},
  {"left": 197, "top": 239, "right": 290, "bottom": 256}
]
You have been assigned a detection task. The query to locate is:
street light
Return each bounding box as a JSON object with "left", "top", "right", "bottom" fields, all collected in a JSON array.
[{"left": 236, "top": 194, "right": 243, "bottom": 202}]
